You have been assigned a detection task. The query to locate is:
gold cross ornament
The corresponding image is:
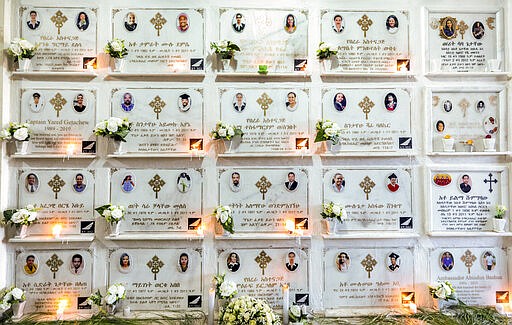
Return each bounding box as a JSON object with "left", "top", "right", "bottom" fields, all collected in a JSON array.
[
  {"left": 255, "top": 176, "right": 272, "bottom": 200},
  {"left": 149, "top": 95, "right": 166, "bottom": 120},
  {"left": 255, "top": 250, "right": 272, "bottom": 275},
  {"left": 51, "top": 10, "right": 68, "bottom": 34},
  {"left": 48, "top": 174, "right": 66, "bottom": 199},
  {"left": 460, "top": 249, "right": 476, "bottom": 274},
  {"left": 359, "top": 176, "right": 375, "bottom": 200},
  {"left": 256, "top": 93, "right": 273, "bottom": 117},
  {"left": 46, "top": 254, "right": 64, "bottom": 279},
  {"left": 358, "top": 96, "right": 374, "bottom": 120},
  {"left": 458, "top": 21, "right": 468, "bottom": 40},
  {"left": 357, "top": 14, "right": 373, "bottom": 38},
  {"left": 146, "top": 255, "right": 164, "bottom": 280},
  {"left": 50, "top": 93, "right": 67, "bottom": 118},
  {"left": 150, "top": 12, "right": 167, "bottom": 37},
  {"left": 458, "top": 98, "right": 469, "bottom": 117},
  {"left": 148, "top": 174, "right": 166, "bottom": 199},
  {"left": 361, "top": 254, "right": 377, "bottom": 279}
]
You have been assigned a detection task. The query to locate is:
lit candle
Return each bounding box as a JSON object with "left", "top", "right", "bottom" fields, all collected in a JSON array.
[
  {"left": 52, "top": 224, "right": 62, "bottom": 239},
  {"left": 66, "top": 144, "right": 75, "bottom": 156},
  {"left": 409, "top": 303, "right": 417, "bottom": 314},
  {"left": 208, "top": 287, "right": 215, "bottom": 325},
  {"left": 56, "top": 299, "right": 68, "bottom": 320},
  {"left": 196, "top": 225, "right": 204, "bottom": 236},
  {"left": 285, "top": 220, "right": 295, "bottom": 234},
  {"left": 282, "top": 284, "right": 289, "bottom": 325}
]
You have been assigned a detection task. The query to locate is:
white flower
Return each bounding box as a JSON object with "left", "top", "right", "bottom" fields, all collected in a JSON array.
[
  {"left": 111, "top": 208, "right": 123, "bottom": 220},
  {"left": 0, "top": 302, "right": 10, "bottom": 311},
  {"left": 219, "top": 40, "right": 228, "bottom": 48},
  {"left": 0, "top": 129, "right": 12, "bottom": 140},
  {"left": 11, "top": 288, "right": 24, "bottom": 300},
  {"left": 290, "top": 305, "right": 301, "bottom": 317},
  {"left": 11, "top": 211, "right": 23, "bottom": 224},
  {"left": 324, "top": 127, "right": 336, "bottom": 137},
  {"left": 220, "top": 211, "right": 229, "bottom": 223},
  {"left": 9, "top": 43, "right": 22, "bottom": 56},
  {"left": 227, "top": 127, "right": 235, "bottom": 136},
  {"left": 108, "top": 285, "right": 118, "bottom": 295},
  {"left": 111, "top": 41, "right": 122, "bottom": 52},
  {"left": 96, "top": 121, "right": 107, "bottom": 131},
  {"left": 19, "top": 39, "right": 34, "bottom": 50},
  {"left": 102, "top": 209, "right": 112, "bottom": 218},
  {"left": 218, "top": 128, "right": 227, "bottom": 137},
  {"left": 26, "top": 204, "right": 34, "bottom": 210},
  {"left": 13, "top": 128, "right": 29, "bottom": 141},
  {"left": 107, "top": 121, "right": 119, "bottom": 133},
  {"left": 435, "top": 282, "right": 451, "bottom": 299},
  {"left": 332, "top": 204, "right": 341, "bottom": 216},
  {"left": 219, "top": 281, "right": 237, "bottom": 297},
  {"left": 117, "top": 285, "right": 125, "bottom": 298},
  {"left": 105, "top": 294, "right": 117, "bottom": 305}
]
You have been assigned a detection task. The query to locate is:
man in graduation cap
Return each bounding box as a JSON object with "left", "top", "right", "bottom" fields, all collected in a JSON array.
[
  {"left": 387, "top": 173, "right": 399, "bottom": 192},
  {"left": 388, "top": 253, "right": 400, "bottom": 271}
]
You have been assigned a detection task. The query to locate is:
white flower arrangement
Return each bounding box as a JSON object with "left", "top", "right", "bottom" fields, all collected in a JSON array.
[
  {"left": 105, "top": 283, "right": 126, "bottom": 306},
  {"left": 314, "top": 119, "right": 341, "bottom": 144},
  {"left": 289, "top": 304, "right": 307, "bottom": 323},
  {"left": 86, "top": 289, "right": 103, "bottom": 307},
  {"left": 316, "top": 42, "right": 338, "bottom": 60},
  {"left": 3, "top": 204, "right": 39, "bottom": 226},
  {"left": 0, "top": 122, "right": 30, "bottom": 142},
  {"left": 210, "top": 40, "right": 241, "bottom": 59},
  {"left": 95, "top": 204, "right": 126, "bottom": 224},
  {"left": 494, "top": 204, "right": 507, "bottom": 219},
  {"left": 0, "top": 286, "right": 25, "bottom": 311},
  {"left": 213, "top": 205, "right": 234, "bottom": 234},
  {"left": 7, "top": 38, "right": 38, "bottom": 62},
  {"left": 428, "top": 281, "right": 456, "bottom": 301},
  {"left": 214, "top": 273, "right": 238, "bottom": 300},
  {"left": 220, "top": 295, "right": 280, "bottom": 325},
  {"left": 104, "top": 38, "right": 128, "bottom": 59},
  {"left": 93, "top": 117, "right": 132, "bottom": 142},
  {"left": 210, "top": 121, "right": 244, "bottom": 141},
  {"left": 321, "top": 202, "right": 345, "bottom": 222}
]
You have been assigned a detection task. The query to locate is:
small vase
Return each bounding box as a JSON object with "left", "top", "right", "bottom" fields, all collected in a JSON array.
[
  {"left": 109, "top": 221, "right": 121, "bottom": 236},
  {"left": 11, "top": 301, "right": 26, "bottom": 319},
  {"left": 434, "top": 298, "right": 457, "bottom": 312},
  {"left": 15, "top": 225, "right": 29, "bottom": 239},
  {"left": 482, "top": 138, "right": 496, "bottom": 152},
  {"left": 322, "top": 219, "right": 336, "bottom": 234},
  {"left": 17, "top": 58, "right": 31, "bottom": 72},
  {"left": 107, "top": 300, "right": 122, "bottom": 315},
  {"left": 493, "top": 218, "right": 507, "bottom": 232},
  {"left": 15, "top": 141, "right": 29, "bottom": 155},
  {"left": 326, "top": 140, "right": 341, "bottom": 153},
  {"left": 322, "top": 59, "right": 332, "bottom": 72},
  {"left": 221, "top": 59, "right": 231, "bottom": 71},
  {"left": 112, "top": 140, "right": 125, "bottom": 154},
  {"left": 441, "top": 138, "right": 455, "bottom": 152},
  {"left": 114, "top": 58, "right": 125, "bottom": 72},
  {"left": 463, "top": 144, "right": 474, "bottom": 152},
  {"left": 223, "top": 137, "right": 241, "bottom": 153}
]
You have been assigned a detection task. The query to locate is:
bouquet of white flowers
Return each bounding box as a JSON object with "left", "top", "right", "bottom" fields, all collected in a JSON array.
[
  {"left": 289, "top": 304, "right": 307, "bottom": 323},
  {"left": 316, "top": 42, "right": 338, "bottom": 60},
  {"left": 210, "top": 40, "right": 241, "bottom": 59},
  {"left": 95, "top": 204, "right": 125, "bottom": 224},
  {"left": 0, "top": 122, "right": 30, "bottom": 142},
  {"left": 314, "top": 120, "right": 341, "bottom": 144},
  {"left": 93, "top": 117, "right": 132, "bottom": 142},
  {"left": 3, "top": 204, "right": 39, "bottom": 226},
  {"left": 210, "top": 121, "right": 243, "bottom": 141},
  {"left": 321, "top": 202, "right": 345, "bottom": 222},
  {"left": 220, "top": 296, "right": 280, "bottom": 325},
  {"left": 86, "top": 289, "right": 103, "bottom": 307},
  {"left": 213, "top": 205, "right": 234, "bottom": 234},
  {"left": 7, "top": 38, "right": 37, "bottom": 62},
  {"left": 494, "top": 204, "right": 507, "bottom": 219},
  {"left": 214, "top": 273, "right": 238, "bottom": 299},
  {"left": 105, "top": 283, "right": 126, "bottom": 306},
  {"left": 104, "top": 39, "right": 128, "bottom": 59},
  {"left": 428, "top": 281, "right": 456, "bottom": 301},
  {"left": 0, "top": 286, "right": 25, "bottom": 310}
]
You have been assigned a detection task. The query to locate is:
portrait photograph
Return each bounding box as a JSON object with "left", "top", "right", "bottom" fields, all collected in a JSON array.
[
  {"left": 286, "top": 91, "right": 298, "bottom": 112},
  {"left": 233, "top": 92, "right": 246, "bottom": 112},
  {"left": 332, "top": 14, "right": 344, "bottom": 33},
  {"left": 26, "top": 10, "right": 41, "bottom": 30},
  {"left": 387, "top": 252, "right": 400, "bottom": 272},
  {"left": 481, "top": 251, "right": 496, "bottom": 271},
  {"left": 483, "top": 116, "right": 498, "bottom": 135},
  {"left": 284, "top": 171, "right": 298, "bottom": 192},
  {"left": 121, "top": 174, "right": 135, "bottom": 193},
  {"left": 70, "top": 253, "right": 85, "bottom": 275},
  {"left": 125, "top": 12, "right": 137, "bottom": 32},
  {"left": 25, "top": 173, "right": 39, "bottom": 193},
  {"left": 178, "top": 94, "right": 191, "bottom": 112},
  {"left": 232, "top": 13, "right": 246, "bottom": 33},
  {"left": 331, "top": 173, "right": 345, "bottom": 193},
  {"left": 386, "top": 15, "right": 399, "bottom": 34},
  {"left": 73, "top": 93, "right": 87, "bottom": 113},
  {"left": 23, "top": 254, "right": 39, "bottom": 275},
  {"left": 76, "top": 11, "right": 89, "bottom": 31},
  {"left": 121, "top": 92, "right": 135, "bottom": 112},
  {"left": 384, "top": 93, "right": 397, "bottom": 112},
  {"left": 458, "top": 174, "right": 472, "bottom": 194},
  {"left": 472, "top": 21, "right": 485, "bottom": 40},
  {"left": 285, "top": 250, "right": 299, "bottom": 272},
  {"left": 443, "top": 100, "right": 452, "bottom": 113},
  {"left": 335, "top": 252, "right": 350, "bottom": 272},
  {"left": 284, "top": 13, "right": 297, "bottom": 34},
  {"left": 29, "top": 92, "right": 44, "bottom": 113},
  {"left": 435, "top": 120, "right": 445, "bottom": 133},
  {"left": 440, "top": 251, "right": 454, "bottom": 271},
  {"left": 178, "top": 252, "right": 189, "bottom": 273},
  {"left": 475, "top": 100, "right": 485, "bottom": 113},
  {"left": 177, "top": 172, "right": 191, "bottom": 193},
  {"left": 333, "top": 92, "right": 346, "bottom": 112},
  {"left": 227, "top": 252, "right": 240, "bottom": 272},
  {"left": 440, "top": 17, "right": 457, "bottom": 40},
  {"left": 230, "top": 172, "right": 241, "bottom": 192},
  {"left": 386, "top": 173, "right": 399, "bottom": 193},
  {"left": 177, "top": 13, "right": 189, "bottom": 32},
  {"left": 73, "top": 173, "right": 87, "bottom": 193},
  {"left": 119, "top": 252, "right": 132, "bottom": 273}
]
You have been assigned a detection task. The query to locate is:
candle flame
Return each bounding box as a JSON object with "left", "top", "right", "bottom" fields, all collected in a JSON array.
[{"left": 52, "top": 224, "right": 63, "bottom": 238}]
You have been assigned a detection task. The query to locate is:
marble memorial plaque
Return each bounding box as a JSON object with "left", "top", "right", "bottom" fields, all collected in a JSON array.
[
  {"left": 218, "top": 248, "right": 308, "bottom": 308},
  {"left": 323, "top": 168, "right": 412, "bottom": 231},
  {"left": 321, "top": 11, "right": 409, "bottom": 73},
  {"left": 15, "top": 250, "right": 93, "bottom": 313},
  {"left": 219, "top": 168, "right": 308, "bottom": 233},
  {"left": 219, "top": 9, "right": 308, "bottom": 73},
  {"left": 112, "top": 9, "right": 204, "bottom": 73},
  {"left": 109, "top": 248, "right": 202, "bottom": 310},
  {"left": 427, "top": 11, "right": 500, "bottom": 73},
  {"left": 111, "top": 88, "right": 203, "bottom": 153},
  {"left": 21, "top": 88, "right": 96, "bottom": 154},
  {"left": 322, "top": 88, "right": 411, "bottom": 151},
  {"left": 429, "top": 89, "right": 504, "bottom": 152},
  {"left": 430, "top": 247, "right": 507, "bottom": 305},
  {"left": 429, "top": 168, "right": 507, "bottom": 232},
  {"left": 324, "top": 248, "right": 414, "bottom": 308},
  {"left": 18, "top": 169, "right": 95, "bottom": 235},
  {"left": 219, "top": 88, "right": 309, "bottom": 152},
  {"left": 20, "top": 7, "right": 97, "bottom": 71},
  {"left": 110, "top": 169, "right": 202, "bottom": 233}
]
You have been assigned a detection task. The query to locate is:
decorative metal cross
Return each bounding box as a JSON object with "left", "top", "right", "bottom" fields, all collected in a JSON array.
[
  {"left": 361, "top": 254, "right": 377, "bottom": 279},
  {"left": 357, "top": 14, "right": 373, "bottom": 38},
  {"left": 359, "top": 176, "right": 375, "bottom": 200},
  {"left": 358, "top": 96, "right": 374, "bottom": 120},
  {"left": 149, "top": 95, "right": 166, "bottom": 120},
  {"left": 148, "top": 174, "right": 165, "bottom": 199},
  {"left": 46, "top": 254, "right": 63, "bottom": 279},
  {"left": 484, "top": 173, "right": 498, "bottom": 193},
  {"left": 150, "top": 12, "right": 167, "bottom": 37},
  {"left": 458, "top": 21, "right": 468, "bottom": 39},
  {"left": 51, "top": 10, "right": 68, "bottom": 34},
  {"left": 50, "top": 93, "right": 67, "bottom": 118},
  {"left": 255, "top": 176, "right": 272, "bottom": 200},
  {"left": 255, "top": 250, "right": 272, "bottom": 275},
  {"left": 48, "top": 175, "right": 65, "bottom": 199},
  {"left": 458, "top": 98, "right": 469, "bottom": 117},
  {"left": 460, "top": 249, "right": 476, "bottom": 274},
  {"left": 146, "top": 255, "right": 164, "bottom": 280},
  {"left": 257, "top": 93, "right": 273, "bottom": 117}
]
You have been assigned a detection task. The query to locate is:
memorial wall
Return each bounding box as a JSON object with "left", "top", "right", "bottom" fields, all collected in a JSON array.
[{"left": 1, "top": 0, "right": 511, "bottom": 320}]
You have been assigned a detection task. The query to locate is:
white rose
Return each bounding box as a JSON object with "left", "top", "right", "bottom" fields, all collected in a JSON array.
[
  {"left": 26, "top": 204, "right": 34, "bottom": 210},
  {"left": 323, "top": 121, "right": 333, "bottom": 128},
  {"left": 96, "top": 121, "right": 107, "bottom": 131},
  {"left": 220, "top": 211, "right": 229, "bottom": 223},
  {"left": 105, "top": 294, "right": 117, "bottom": 305},
  {"left": 219, "top": 281, "right": 237, "bottom": 297},
  {"left": 9, "top": 43, "right": 22, "bottom": 56},
  {"left": 11, "top": 288, "right": 24, "bottom": 300},
  {"left": 219, "top": 40, "right": 228, "bottom": 48},
  {"left": 224, "top": 206, "right": 231, "bottom": 213},
  {"left": 111, "top": 41, "right": 122, "bottom": 52},
  {"left": 106, "top": 121, "right": 119, "bottom": 133},
  {"left": 103, "top": 209, "right": 112, "bottom": 218},
  {"left": 227, "top": 127, "right": 235, "bottom": 136},
  {"left": 324, "top": 127, "right": 336, "bottom": 137},
  {"left": 11, "top": 211, "right": 23, "bottom": 224},
  {"left": 0, "top": 302, "right": 11, "bottom": 311},
  {"left": 332, "top": 204, "right": 341, "bottom": 216},
  {"left": 111, "top": 208, "right": 123, "bottom": 220},
  {"left": 117, "top": 285, "right": 125, "bottom": 298},
  {"left": 290, "top": 304, "right": 301, "bottom": 317},
  {"left": 108, "top": 285, "right": 118, "bottom": 295},
  {"left": 13, "top": 128, "right": 29, "bottom": 141},
  {"left": 218, "top": 128, "right": 227, "bottom": 137},
  {"left": 0, "top": 129, "right": 12, "bottom": 140},
  {"left": 19, "top": 39, "right": 33, "bottom": 50}
]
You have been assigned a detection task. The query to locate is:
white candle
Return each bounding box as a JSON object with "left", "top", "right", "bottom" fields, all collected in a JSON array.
[
  {"left": 123, "top": 306, "right": 131, "bottom": 317},
  {"left": 52, "top": 224, "right": 62, "bottom": 239},
  {"left": 409, "top": 303, "right": 417, "bottom": 314},
  {"left": 56, "top": 310, "right": 63, "bottom": 321},
  {"left": 208, "top": 287, "right": 215, "bottom": 325},
  {"left": 282, "top": 284, "right": 289, "bottom": 325}
]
